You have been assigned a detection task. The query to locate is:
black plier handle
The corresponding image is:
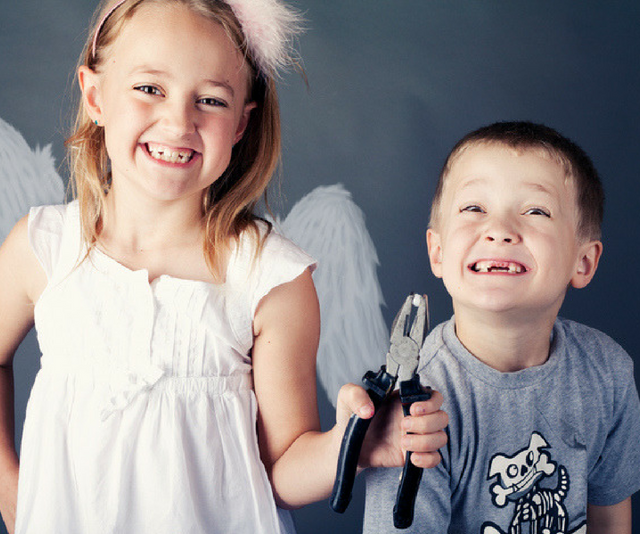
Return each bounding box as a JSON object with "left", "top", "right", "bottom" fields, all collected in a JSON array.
[
  {"left": 394, "top": 375, "right": 432, "bottom": 528},
  {"left": 329, "top": 367, "right": 396, "bottom": 513},
  {"left": 330, "top": 294, "right": 430, "bottom": 529}
]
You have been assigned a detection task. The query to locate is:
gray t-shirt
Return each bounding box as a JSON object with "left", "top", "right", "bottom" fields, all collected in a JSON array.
[{"left": 364, "top": 317, "right": 640, "bottom": 534}]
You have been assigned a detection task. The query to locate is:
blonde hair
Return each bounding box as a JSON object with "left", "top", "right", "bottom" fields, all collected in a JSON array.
[{"left": 66, "top": 0, "right": 281, "bottom": 279}]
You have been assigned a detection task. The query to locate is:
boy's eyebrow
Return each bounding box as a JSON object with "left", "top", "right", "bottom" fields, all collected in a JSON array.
[
  {"left": 456, "top": 177, "right": 487, "bottom": 191},
  {"left": 521, "top": 181, "right": 558, "bottom": 196},
  {"left": 129, "top": 66, "right": 236, "bottom": 96},
  {"left": 457, "top": 178, "right": 557, "bottom": 196}
]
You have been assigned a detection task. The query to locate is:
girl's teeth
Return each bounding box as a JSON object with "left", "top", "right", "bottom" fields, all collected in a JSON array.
[{"left": 147, "top": 145, "right": 194, "bottom": 164}]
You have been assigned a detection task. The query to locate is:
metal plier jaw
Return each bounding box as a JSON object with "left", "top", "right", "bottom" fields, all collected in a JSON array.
[{"left": 330, "top": 294, "right": 432, "bottom": 529}]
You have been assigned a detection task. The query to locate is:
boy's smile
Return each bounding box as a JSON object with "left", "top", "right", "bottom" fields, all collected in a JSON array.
[
  {"left": 469, "top": 259, "right": 527, "bottom": 274},
  {"left": 427, "top": 143, "right": 601, "bottom": 324}
]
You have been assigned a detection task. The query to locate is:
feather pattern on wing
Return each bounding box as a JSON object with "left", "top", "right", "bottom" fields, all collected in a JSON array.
[
  {"left": 276, "top": 184, "right": 388, "bottom": 405},
  {"left": 0, "top": 117, "right": 65, "bottom": 243}
]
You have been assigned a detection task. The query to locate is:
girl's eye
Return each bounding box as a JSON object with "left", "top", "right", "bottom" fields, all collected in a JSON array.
[
  {"left": 524, "top": 207, "right": 551, "bottom": 217},
  {"left": 198, "top": 97, "right": 228, "bottom": 108},
  {"left": 460, "top": 205, "right": 485, "bottom": 214},
  {"left": 134, "top": 85, "right": 162, "bottom": 96}
]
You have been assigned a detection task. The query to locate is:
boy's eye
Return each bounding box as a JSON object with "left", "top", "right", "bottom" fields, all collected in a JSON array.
[
  {"left": 134, "top": 85, "right": 162, "bottom": 96},
  {"left": 460, "top": 205, "right": 485, "bottom": 214},
  {"left": 524, "top": 207, "right": 550, "bottom": 217}
]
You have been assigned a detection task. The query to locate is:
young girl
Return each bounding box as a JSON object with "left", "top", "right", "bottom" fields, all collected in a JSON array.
[{"left": 0, "top": 1, "right": 448, "bottom": 533}]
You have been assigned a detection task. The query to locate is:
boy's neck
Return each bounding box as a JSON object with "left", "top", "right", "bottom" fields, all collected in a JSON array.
[{"left": 453, "top": 309, "right": 557, "bottom": 373}]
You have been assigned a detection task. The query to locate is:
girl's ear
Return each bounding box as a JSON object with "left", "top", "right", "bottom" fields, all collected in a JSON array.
[
  {"left": 234, "top": 102, "right": 257, "bottom": 144},
  {"left": 570, "top": 240, "right": 603, "bottom": 289},
  {"left": 426, "top": 228, "right": 444, "bottom": 279},
  {"left": 78, "top": 66, "right": 104, "bottom": 124}
]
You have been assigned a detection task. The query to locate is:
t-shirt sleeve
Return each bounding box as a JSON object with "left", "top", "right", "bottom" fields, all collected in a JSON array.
[
  {"left": 27, "top": 204, "right": 66, "bottom": 279},
  {"left": 587, "top": 350, "right": 640, "bottom": 505}
]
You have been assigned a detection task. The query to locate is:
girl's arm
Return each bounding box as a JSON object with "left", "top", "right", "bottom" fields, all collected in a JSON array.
[
  {"left": 252, "top": 270, "right": 447, "bottom": 508},
  {"left": 587, "top": 498, "right": 632, "bottom": 534},
  {"left": 0, "top": 216, "right": 45, "bottom": 533}
]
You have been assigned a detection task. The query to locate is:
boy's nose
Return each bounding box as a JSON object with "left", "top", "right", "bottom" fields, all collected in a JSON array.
[{"left": 484, "top": 217, "right": 521, "bottom": 244}]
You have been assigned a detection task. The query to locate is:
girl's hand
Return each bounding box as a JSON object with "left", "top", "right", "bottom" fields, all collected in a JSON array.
[
  {"left": 335, "top": 383, "right": 448, "bottom": 471},
  {"left": 0, "top": 458, "right": 19, "bottom": 534}
]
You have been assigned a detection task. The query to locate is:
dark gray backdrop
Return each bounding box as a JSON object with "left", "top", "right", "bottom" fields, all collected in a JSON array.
[{"left": 1, "top": 1, "right": 638, "bottom": 533}]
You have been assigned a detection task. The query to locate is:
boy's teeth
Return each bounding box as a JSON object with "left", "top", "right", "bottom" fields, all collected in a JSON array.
[
  {"left": 473, "top": 260, "right": 525, "bottom": 273},
  {"left": 147, "top": 144, "right": 194, "bottom": 164}
]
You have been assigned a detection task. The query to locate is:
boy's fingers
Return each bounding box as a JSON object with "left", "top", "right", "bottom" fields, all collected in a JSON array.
[
  {"left": 401, "top": 430, "right": 448, "bottom": 455},
  {"left": 409, "top": 389, "right": 444, "bottom": 416},
  {"left": 408, "top": 450, "right": 443, "bottom": 469},
  {"left": 401, "top": 408, "right": 449, "bottom": 434}
]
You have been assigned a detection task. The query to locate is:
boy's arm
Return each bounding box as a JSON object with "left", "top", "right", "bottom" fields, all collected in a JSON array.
[
  {"left": 587, "top": 498, "right": 631, "bottom": 534},
  {"left": 0, "top": 216, "right": 44, "bottom": 533}
]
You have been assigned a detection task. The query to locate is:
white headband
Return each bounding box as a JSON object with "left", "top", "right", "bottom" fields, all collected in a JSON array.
[{"left": 92, "top": 0, "right": 303, "bottom": 76}]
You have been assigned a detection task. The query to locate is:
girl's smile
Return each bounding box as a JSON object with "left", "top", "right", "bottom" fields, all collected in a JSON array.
[{"left": 143, "top": 142, "right": 198, "bottom": 166}]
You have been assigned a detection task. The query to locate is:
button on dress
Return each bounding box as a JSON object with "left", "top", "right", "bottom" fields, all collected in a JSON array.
[{"left": 16, "top": 201, "right": 315, "bottom": 534}]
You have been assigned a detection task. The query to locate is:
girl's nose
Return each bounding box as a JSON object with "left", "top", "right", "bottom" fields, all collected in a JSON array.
[{"left": 162, "top": 101, "right": 196, "bottom": 136}]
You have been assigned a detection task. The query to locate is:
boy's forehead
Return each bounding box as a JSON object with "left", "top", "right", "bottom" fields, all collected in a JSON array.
[{"left": 444, "top": 141, "right": 572, "bottom": 190}]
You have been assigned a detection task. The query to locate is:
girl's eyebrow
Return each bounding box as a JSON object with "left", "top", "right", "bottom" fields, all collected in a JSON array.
[{"left": 129, "top": 66, "right": 235, "bottom": 96}]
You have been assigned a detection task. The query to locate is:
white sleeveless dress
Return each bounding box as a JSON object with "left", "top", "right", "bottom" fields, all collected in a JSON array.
[{"left": 16, "top": 201, "right": 315, "bottom": 534}]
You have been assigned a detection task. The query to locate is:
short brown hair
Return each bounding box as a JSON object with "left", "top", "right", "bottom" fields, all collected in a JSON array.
[{"left": 429, "top": 121, "right": 604, "bottom": 242}]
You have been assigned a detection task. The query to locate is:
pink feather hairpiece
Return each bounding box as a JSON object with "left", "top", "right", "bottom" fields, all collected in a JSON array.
[
  {"left": 224, "top": 0, "right": 304, "bottom": 76},
  {"left": 91, "top": 0, "right": 303, "bottom": 76}
]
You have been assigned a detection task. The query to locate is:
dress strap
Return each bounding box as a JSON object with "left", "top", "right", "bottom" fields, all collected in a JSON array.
[{"left": 28, "top": 201, "right": 84, "bottom": 281}]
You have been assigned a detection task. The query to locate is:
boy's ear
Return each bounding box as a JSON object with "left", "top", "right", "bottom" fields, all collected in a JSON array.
[
  {"left": 78, "top": 66, "right": 104, "bottom": 124},
  {"left": 234, "top": 102, "right": 257, "bottom": 144},
  {"left": 426, "top": 228, "right": 444, "bottom": 279},
  {"left": 570, "top": 240, "right": 603, "bottom": 289}
]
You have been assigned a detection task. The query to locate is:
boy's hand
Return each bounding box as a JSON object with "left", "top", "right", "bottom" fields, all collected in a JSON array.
[{"left": 335, "top": 383, "right": 448, "bottom": 471}]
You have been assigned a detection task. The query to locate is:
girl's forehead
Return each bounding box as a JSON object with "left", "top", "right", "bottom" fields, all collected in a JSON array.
[
  {"left": 105, "top": 4, "right": 220, "bottom": 55},
  {"left": 102, "top": 2, "right": 250, "bottom": 87}
]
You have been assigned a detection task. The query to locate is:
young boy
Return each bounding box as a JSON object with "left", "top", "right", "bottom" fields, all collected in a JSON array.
[{"left": 364, "top": 122, "right": 640, "bottom": 533}]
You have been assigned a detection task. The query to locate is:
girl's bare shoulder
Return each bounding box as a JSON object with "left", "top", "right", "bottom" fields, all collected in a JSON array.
[{"left": 0, "top": 214, "right": 47, "bottom": 305}]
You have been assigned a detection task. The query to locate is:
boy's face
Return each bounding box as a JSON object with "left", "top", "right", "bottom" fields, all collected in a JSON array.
[{"left": 427, "top": 143, "right": 601, "bottom": 322}]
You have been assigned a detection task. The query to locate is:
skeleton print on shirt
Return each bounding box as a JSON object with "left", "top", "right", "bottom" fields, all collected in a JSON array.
[{"left": 481, "top": 432, "right": 586, "bottom": 534}]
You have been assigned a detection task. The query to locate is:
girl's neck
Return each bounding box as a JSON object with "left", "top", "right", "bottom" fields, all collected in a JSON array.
[
  {"left": 100, "top": 186, "right": 204, "bottom": 253},
  {"left": 453, "top": 308, "right": 556, "bottom": 373},
  {"left": 96, "top": 187, "right": 215, "bottom": 283}
]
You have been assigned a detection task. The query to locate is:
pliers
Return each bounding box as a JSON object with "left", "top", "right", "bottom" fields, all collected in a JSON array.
[{"left": 330, "top": 293, "right": 431, "bottom": 529}]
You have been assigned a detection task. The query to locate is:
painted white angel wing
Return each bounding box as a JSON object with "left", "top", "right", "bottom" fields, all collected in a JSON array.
[
  {"left": 276, "top": 184, "right": 389, "bottom": 405},
  {"left": 0, "top": 117, "right": 65, "bottom": 243}
]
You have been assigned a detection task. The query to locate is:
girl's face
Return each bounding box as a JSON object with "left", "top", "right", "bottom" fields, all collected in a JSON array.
[{"left": 80, "top": 2, "right": 255, "bottom": 208}]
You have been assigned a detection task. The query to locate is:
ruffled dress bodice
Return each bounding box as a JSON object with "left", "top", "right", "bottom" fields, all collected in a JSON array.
[{"left": 16, "top": 201, "right": 315, "bottom": 534}]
